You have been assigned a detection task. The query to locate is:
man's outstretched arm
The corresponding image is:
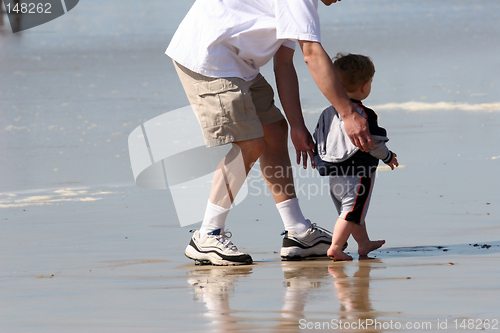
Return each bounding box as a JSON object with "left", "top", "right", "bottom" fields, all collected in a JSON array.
[
  {"left": 273, "top": 45, "right": 316, "bottom": 169},
  {"left": 299, "top": 40, "right": 374, "bottom": 152}
]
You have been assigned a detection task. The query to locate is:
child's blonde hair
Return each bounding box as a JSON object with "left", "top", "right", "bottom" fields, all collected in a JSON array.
[{"left": 333, "top": 53, "right": 375, "bottom": 93}]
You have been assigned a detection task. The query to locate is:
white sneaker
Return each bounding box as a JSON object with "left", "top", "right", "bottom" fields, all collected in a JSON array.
[
  {"left": 185, "top": 229, "right": 253, "bottom": 266},
  {"left": 280, "top": 222, "right": 332, "bottom": 260}
]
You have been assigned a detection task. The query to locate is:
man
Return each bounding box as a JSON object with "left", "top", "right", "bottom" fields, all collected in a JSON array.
[{"left": 166, "top": 0, "right": 373, "bottom": 265}]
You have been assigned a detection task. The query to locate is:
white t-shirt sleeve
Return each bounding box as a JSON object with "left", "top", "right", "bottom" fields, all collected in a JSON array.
[
  {"left": 274, "top": 0, "right": 321, "bottom": 43},
  {"left": 281, "top": 39, "right": 297, "bottom": 50}
]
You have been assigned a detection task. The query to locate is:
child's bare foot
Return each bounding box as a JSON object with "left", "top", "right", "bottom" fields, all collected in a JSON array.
[
  {"left": 327, "top": 245, "right": 353, "bottom": 261},
  {"left": 358, "top": 240, "right": 385, "bottom": 256}
]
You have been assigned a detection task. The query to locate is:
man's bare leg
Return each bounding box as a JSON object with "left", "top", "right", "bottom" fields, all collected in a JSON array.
[
  {"left": 259, "top": 119, "right": 296, "bottom": 203},
  {"left": 204, "top": 118, "right": 299, "bottom": 230},
  {"left": 197, "top": 137, "right": 266, "bottom": 237},
  {"left": 185, "top": 137, "right": 264, "bottom": 265},
  {"left": 259, "top": 119, "right": 312, "bottom": 235},
  {"left": 208, "top": 119, "right": 293, "bottom": 211},
  {"left": 208, "top": 138, "right": 266, "bottom": 209},
  {"left": 258, "top": 119, "right": 331, "bottom": 259}
]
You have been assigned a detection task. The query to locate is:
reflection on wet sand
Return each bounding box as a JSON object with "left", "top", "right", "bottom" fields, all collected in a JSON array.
[
  {"left": 185, "top": 260, "right": 385, "bottom": 332},
  {"left": 277, "top": 262, "right": 331, "bottom": 332},
  {"left": 328, "top": 259, "right": 382, "bottom": 332},
  {"left": 186, "top": 266, "right": 253, "bottom": 333},
  {"left": 187, "top": 258, "right": 394, "bottom": 333},
  {"left": 277, "top": 260, "right": 383, "bottom": 333}
]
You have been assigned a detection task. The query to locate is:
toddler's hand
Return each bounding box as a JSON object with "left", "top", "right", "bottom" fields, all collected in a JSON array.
[{"left": 387, "top": 153, "right": 399, "bottom": 170}]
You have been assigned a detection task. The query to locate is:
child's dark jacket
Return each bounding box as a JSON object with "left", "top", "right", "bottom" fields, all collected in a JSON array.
[{"left": 314, "top": 99, "right": 393, "bottom": 177}]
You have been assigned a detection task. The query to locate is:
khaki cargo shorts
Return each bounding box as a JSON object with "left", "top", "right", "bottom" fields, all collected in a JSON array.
[{"left": 173, "top": 61, "right": 285, "bottom": 147}]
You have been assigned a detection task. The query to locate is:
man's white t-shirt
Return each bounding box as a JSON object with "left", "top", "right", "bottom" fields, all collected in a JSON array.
[{"left": 166, "top": 0, "right": 321, "bottom": 81}]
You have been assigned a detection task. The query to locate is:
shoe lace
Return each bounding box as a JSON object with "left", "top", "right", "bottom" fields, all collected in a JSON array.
[
  {"left": 215, "top": 229, "right": 238, "bottom": 250},
  {"left": 310, "top": 222, "right": 332, "bottom": 236},
  {"left": 280, "top": 222, "right": 332, "bottom": 237}
]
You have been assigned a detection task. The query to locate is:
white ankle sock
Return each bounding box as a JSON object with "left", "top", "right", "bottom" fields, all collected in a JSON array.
[
  {"left": 199, "top": 200, "right": 230, "bottom": 237},
  {"left": 276, "top": 198, "right": 311, "bottom": 234}
]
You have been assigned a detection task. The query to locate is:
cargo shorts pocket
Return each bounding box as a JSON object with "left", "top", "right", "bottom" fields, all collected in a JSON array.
[{"left": 193, "top": 78, "right": 253, "bottom": 128}]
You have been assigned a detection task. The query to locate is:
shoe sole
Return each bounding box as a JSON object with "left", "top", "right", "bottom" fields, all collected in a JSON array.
[
  {"left": 280, "top": 243, "right": 330, "bottom": 260},
  {"left": 280, "top": 242, "right": 348, "bottom": 260},
  {"left": 185, "top": 245, "right": 253, "bottom": 266}
]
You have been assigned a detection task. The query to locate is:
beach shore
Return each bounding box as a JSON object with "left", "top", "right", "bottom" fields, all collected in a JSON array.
[{"left": 1, "top": 0, "right": 499, "bottom": 331}]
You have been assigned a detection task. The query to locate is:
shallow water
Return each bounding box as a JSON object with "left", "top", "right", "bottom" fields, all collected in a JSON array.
[{"left": 1, "top": 0, "right": 500, "bottom": 332}]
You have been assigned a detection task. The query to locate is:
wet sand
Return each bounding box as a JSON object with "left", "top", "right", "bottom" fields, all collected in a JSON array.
[{"left": 1, "top": 0, "right": 500, "bottom": 332}]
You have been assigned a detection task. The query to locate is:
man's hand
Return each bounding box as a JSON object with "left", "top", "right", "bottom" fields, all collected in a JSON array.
[
  {"left": 298, "top": 40, "right": 374, "bottom": 152},
  {"left": 386, "top": 153, "right": 399, "bottom": 170},
  {"left": 273, "top": 46, "right": 316, "bottom": 169},
  {"left": 342, "top": 111, "right": 374, "bottom": 152},
  {"left": 290, "top": 125, "right": 316, "bottom": 169}
]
